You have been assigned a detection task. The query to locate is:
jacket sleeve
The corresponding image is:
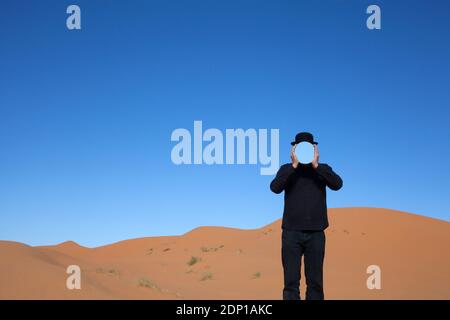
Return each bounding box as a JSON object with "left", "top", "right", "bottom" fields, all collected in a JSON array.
[
  {"left": 270, "top": 164, "right": 295, "bottom": 194},
  {"left": 315, "top": 164, "right": 343, "bottom": 191}
]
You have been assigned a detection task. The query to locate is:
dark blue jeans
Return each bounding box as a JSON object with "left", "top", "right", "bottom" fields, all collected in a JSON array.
[{"left": 281, "top": 229, "right": 326, "bottom": 300}]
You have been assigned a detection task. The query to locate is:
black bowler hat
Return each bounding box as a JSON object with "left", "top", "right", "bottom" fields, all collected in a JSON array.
[{"left": 290, "top": 132, "right": 318, "bottom": 146}]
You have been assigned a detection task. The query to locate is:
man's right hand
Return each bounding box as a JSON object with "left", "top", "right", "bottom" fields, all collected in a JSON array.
[{"left": 290, "top": 145, "right": 299, "bottom": 169}]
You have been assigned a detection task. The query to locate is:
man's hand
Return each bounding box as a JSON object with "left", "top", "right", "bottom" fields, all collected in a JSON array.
[
  {"left": 290, "top": 145, "right": 299, "bottom": 169},
  {"left": 312, "top": 144, "right": 319, "bottom": 169}
]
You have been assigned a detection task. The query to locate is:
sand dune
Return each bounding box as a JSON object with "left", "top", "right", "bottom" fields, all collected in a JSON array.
[{"left": 1, "top": 208, "right": 449, "bottom": 299}]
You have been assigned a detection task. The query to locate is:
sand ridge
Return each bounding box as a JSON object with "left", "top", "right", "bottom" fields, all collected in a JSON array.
[{"left": 1, "top": 207, "right": 449, "bottom": 299}]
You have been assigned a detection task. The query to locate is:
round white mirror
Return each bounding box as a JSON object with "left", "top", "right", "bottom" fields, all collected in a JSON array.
[{"left": 295, "top": 142, "right": 315, "bottom": 164}]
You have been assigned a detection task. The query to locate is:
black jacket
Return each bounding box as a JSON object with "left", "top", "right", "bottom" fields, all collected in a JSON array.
[{"left": 270, "top": 163, "right": 343, "bottom": 231}]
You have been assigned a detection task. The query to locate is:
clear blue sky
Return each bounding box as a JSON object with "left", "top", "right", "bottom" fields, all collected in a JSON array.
[{"left": 1, "top": 1, "right": 449, "bottom": 247}]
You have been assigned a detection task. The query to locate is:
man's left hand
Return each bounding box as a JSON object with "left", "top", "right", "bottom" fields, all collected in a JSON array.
[{"left": 312, "top": 144, "right": 319, "bottom": 169}]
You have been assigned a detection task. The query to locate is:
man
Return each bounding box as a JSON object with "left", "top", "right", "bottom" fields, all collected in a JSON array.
[{"left": 270, "top": 132, "right": 343, "bottom": 300}]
